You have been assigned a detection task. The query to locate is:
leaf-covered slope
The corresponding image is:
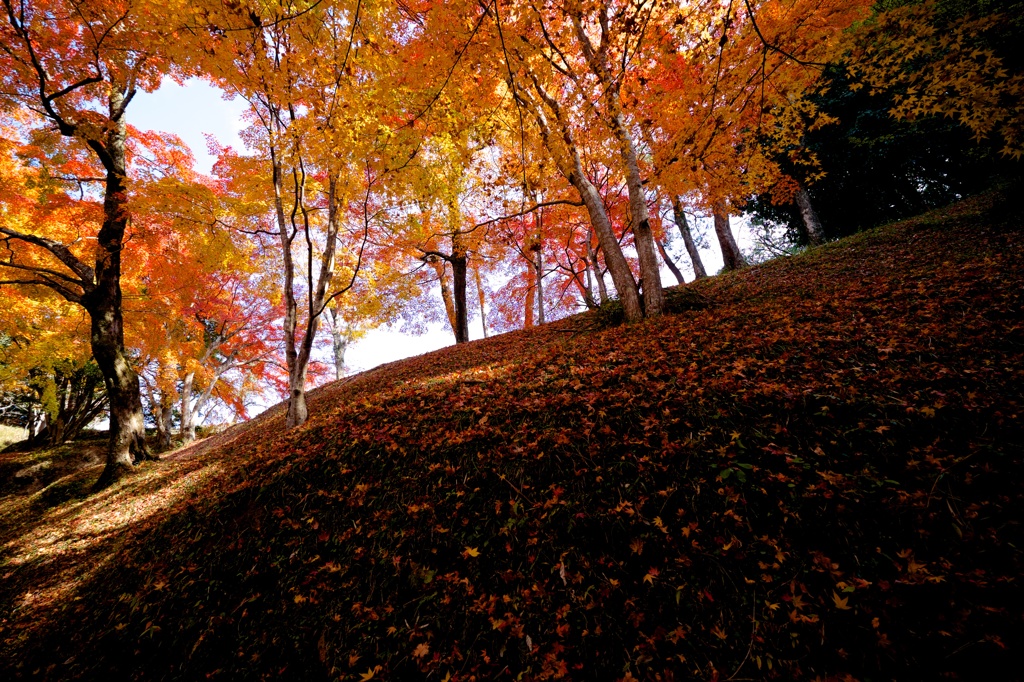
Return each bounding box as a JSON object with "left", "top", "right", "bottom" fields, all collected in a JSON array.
[{"left": 3, "top": 192, "right": 1023, "bottom": 681}]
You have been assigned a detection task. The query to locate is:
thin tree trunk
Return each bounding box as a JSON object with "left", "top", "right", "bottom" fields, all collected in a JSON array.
[
  {"left": 524, "top": 255, "right": 535, "bottom": 329},
  {"left": 328, "top": 306, "right": 350, "bottom": 380},
  {"left": 572, "top": 14, "right": 663, "bottom": 317},
  {"left": 671, "top": 197, "right": 707, "bottom": 279},
  {"left": 713, "top": 207, "right": 747, "bottom": 271},
  {"left": 290, "top": 170, "right": 342, "bottom": 426},
  {"left": 451, "top": 251, "right": 469, "bottom": 344},
  {"left": 179, "top": 371, "right": 196, "bottom": 442},
  {"left": 657, "top": 239, "right": 686, "bottom": 285},
  {"left": 588, "top": 238, "right": 609, "bottom": 305},
  {"left": 431, "top": 258, "right": 458, "bottom": 336},
  {"left": 270, "top": 136, "right": 305, "bottom": 428},
  {"left": 517, "top": 71, "right": 642, "bottom": 321},
  {"left": 533, "top": 203, "right": 546, "bottom": 325},
  {"left": 534, "top": 248, "right": 545, "bottom": 325},
  {"left": 581, "top": 257, "right": 597, "bottom": 308},
  {"left": 474, "top": 265, "right": 488, "bottom": 338},
  {"left": 795, "top": 188, "right": 825, "bottom": 246},
  {"left": 609, "top": 110, "right": 663, "bottom": 315},
  {"left": 573, "top": 260, "right": 598, "bottom": 309}
]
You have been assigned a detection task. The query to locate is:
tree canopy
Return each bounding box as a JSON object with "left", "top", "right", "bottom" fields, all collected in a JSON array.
[{"left": 0, "top": 0, "right": 1020, "bottom": 482}]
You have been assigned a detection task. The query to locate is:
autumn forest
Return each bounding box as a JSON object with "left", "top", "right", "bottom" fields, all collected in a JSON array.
[{"left": 1, "top": 0, "right": 1022, "bottom": 679}]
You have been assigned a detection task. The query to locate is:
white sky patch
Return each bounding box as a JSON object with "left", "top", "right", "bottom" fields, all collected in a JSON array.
[{"left": 132, "top": 78, "right": 248, "bottom": 175}]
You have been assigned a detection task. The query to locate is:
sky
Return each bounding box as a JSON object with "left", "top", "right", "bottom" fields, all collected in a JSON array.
[{"left": 129, "top": 78, "right": 744, "bottom": 378}]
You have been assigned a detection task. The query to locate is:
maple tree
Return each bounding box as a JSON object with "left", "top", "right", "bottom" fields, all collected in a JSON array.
[
  {"left": 0, "top": 290, "right": 104, "bottom": 446},
  {"left": 200, "top": 0, "right": 384, "bottom": 426},
  {"left": 635, "top": 0, "right": 872, "bottom": 263},
  {"left": 0, "top": 0, "right": 187, "bottom": 484}
]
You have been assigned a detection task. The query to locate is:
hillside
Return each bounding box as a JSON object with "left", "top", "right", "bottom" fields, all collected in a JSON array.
[{"left": 1, "top": 191, "right": 1022, "bottom": 680}]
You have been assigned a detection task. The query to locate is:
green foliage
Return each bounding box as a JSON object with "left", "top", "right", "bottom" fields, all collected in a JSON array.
[
  {"left": 747, "top": 0, "right": 1024, "bottom": 242},
  {"left": 0, "top": 192, "right": 1022, "bottom": 680}
]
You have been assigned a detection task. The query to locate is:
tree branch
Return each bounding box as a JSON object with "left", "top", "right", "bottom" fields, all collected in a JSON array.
[{"left": 0, "top": 225, "right": 96, "bottom": 286}]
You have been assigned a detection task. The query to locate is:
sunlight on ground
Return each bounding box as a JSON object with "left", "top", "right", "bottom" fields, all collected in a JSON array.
[
  {"left": 409, "top": 362, "right": 516, "bottom": 392},
  {"left": 0, "top": 425, "right": 27, "bottom": 451},
  {"left": 1, "top": 456, "right": 227, "bottom": 627}
]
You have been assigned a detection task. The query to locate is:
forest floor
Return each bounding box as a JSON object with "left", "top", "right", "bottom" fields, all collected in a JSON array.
[{"left": 0, "top": 189, "right": 1021, "bottom": 681}]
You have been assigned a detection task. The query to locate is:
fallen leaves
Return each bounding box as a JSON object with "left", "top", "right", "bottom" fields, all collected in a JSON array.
[
  {"left": 832, "top": 592, "right": 852, "bottom": 611},
  {"left": 2, "top": 193, "right": 1022, "bottom": 682}
]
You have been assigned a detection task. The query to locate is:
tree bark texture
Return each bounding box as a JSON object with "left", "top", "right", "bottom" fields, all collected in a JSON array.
[
  {"left": 474, "top": 266, "right": 488, "bottom": 338},
  {"left": 713, "top": 207, "right": 747, "bottom": 271},
  {"left": 672, "top": 197, "right": 707, "bottom": 279},
  {"left": 795, "top": 188, "right": 826, "bottom": 246},
  {"left": 87, "top": 90, "right": 153, "bottom": 488},
  {"left": 534, "top": 246, "right": 545, "bottom": 325},
  {"left": 571, "top": 12, "right": 663, "bottom": 317},
  {"left": 588, "top": 238, "right": 609, "bottom": 305},
  {"left": 451, "top": 252, "right": 469, "bottom": 344}
]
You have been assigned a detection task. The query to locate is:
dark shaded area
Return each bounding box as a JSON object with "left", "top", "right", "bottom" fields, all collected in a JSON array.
[{"left": 746, "top": 0, "right": 1024, "bottom": 243}]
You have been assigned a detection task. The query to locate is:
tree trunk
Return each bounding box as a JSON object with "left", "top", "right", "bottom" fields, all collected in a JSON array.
[
  {"left": 179, "top": 371, "right": 197, "bottom": 443},
  {"left": 534, "top": 247, "right": 545, "bottom": 325},
  {"left": 328, "top": 306, "right": 350, "bottom": 380},
  {"left": 672, "top": 197, "right": 707, "bottom": 279},
  {"left": 532, "top": 204, "right": 546, "bottom": 325},
  {"left": 430, "top": 258, "right": 459, "bottom": 337},
  {"left": 795, "top": 188, "right": 825, "bottom": 246},
  {"left": 147, "top": 382, "right": 173, "bottom": 450},
  {"left": 451, "top": 252, "right": 469, "bottom": 344},
  {"left": 289, "top": 170, "right": 342, "bottom": 427},
  {"left": 571, "top": 14, "right": 662, "bottom": 317},
  {"left": 158, "top": 406, "right": 172, "bottom": 449},
  {"left": 610, "top": 111, "right": 664, "bottom": 316},
  {"left": 474, "top": 265, "right": 488, "bottom": 338},
  {"left": 517, "top": 72, "right": 642, "bottom": 321},
  {"left": 153, "top": 398, "right": 173, "bottom": 450},
  {"left": 524, "top": 256, "right": 535, "bottom": 328},
  {"left": 657, "top": 239, "right": 686, "bottom": 285},
  {"left": 713, "top": 207, "right": 747, "bottom": 271},
  {"left": 88, "top": 89, "right": 152, "bottom": 488},
  {"left": 572, "top": 174, "right": 643, "bottom": 319},
  {"left": 286, "top": 365, "right": 309, "bottom": 428},
  {"left": 586, "top": 237, "right": 610, "bottom": 306}
]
